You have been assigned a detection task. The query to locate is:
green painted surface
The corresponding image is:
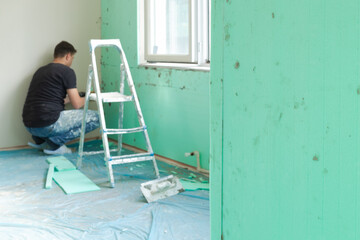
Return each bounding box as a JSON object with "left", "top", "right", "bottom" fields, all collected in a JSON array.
[
  {"left": 46, "top": 156, "right": 76, "bottom": 172},
  {"left": 211, "top": 0, "right": 360, "bottom": 239},
  {"left": 210, "top": 0, "right": 224, "bottom": 239},
  {"left": 53, "top": 170, "right": 100, "bottom": 195},
  {"left": 45, "top": 164, "right": 54, "bottom": 189},
  {"left": 101, "top": 0, "right": 210, "bottom": 170},
  {"left": 180, "top": 179, "right": 210, "bottom": 191}
]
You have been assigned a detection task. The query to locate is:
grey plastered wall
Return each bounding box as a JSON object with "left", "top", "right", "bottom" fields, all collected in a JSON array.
[{"left": 0, "top": 0, "right": 101, "bottom": 148}]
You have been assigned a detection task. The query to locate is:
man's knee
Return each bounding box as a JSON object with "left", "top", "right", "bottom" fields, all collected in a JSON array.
[
  {"left": 87, "top": 111, "right": 99, "bottom": 124},
  {"left": 85, "top": 111, "right": 100, "bottom": 131}
]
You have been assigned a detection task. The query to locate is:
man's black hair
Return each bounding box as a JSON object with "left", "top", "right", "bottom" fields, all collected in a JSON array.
[{"left": 54, "top": 41, "right": 77, "bottom": 58}]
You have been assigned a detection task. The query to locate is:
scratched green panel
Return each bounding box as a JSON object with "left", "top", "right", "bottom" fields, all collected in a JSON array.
[
  {"left": 101, "top": 0, "right": 210, "bottom": 170},
  {"left": 210, "top": 0, "right": 224, "bottom": 239},
  {"left": 216, "top": 0, "right": 360, "bottom": 239}
]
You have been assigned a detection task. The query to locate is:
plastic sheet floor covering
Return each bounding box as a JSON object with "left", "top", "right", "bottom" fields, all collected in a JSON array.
[{"left": 0, "top": 140, "right": 209, "bottom": 240}]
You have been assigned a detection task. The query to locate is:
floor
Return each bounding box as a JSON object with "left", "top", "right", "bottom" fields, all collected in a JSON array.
[{"left": 0, "top": 140, "right": 209, "bottom": 240}]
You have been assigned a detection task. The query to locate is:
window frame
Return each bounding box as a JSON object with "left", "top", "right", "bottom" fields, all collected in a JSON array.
[{"left": 138, "top": 0, "right": 210, "bottom": 67}]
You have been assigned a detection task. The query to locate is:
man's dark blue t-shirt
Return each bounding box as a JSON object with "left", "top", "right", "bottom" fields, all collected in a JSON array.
[{"left": 22, "top": 63, "right": 76, "bottom": 128}]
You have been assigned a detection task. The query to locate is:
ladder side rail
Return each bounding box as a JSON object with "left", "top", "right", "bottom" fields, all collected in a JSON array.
[
  {"left": 90, "top": 47, "right": 111, "bottom": 161},
  {"left": 118, "top": 63, "right": 125, "bottom": 155},
  {"left": 90, "top": 43, "right": 115, "bottom": 187},
  {"left": 77, "top": 65, "right": 94, "bottom": 168},
  {"left": 151, "top": 153, "right": 160, "bottom": 178}
]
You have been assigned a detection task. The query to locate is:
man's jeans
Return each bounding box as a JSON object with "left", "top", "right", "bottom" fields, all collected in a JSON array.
[{"left": 25, "top": 110, "right": 100, "bottom": 149}]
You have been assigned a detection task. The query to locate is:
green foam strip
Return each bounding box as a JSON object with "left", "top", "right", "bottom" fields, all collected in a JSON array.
[
  {"left": 46, "top": 156, "right": 76, "bottom": 172},
  {"left": 180, "top": 179, "right": 209, "bottom": 191},
  {"left": 53, "top": 170, "right": 100, "bottom": 194},
  {"left": 45, "top": 164, "right": 54, "bottom": 189}
]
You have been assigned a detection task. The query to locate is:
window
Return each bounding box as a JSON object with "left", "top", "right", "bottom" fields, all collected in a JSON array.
[{"left": 139, "top": 0, "right": 210, "bottom": 66}]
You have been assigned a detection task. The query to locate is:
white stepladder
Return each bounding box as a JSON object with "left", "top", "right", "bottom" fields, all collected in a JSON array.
[
  {"left": 77, "top": 39, "right": 160, "bottom": 187},
  {"left": 77, "top": 39, "right": 183, "bottom": 202}
]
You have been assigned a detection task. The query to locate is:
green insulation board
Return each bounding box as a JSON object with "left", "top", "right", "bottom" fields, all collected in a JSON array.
[
  {"left": 180, "top": 179, "right": 209, "bottom": 191},
  {"left": 53, "top": 170, "right": 100, "bottom": 194},
  {"left": 45, "top": 164, "right": 54, "bottom": 189},
  {"left": 46, "top": 156, "right": 76, "bottom": 172}
]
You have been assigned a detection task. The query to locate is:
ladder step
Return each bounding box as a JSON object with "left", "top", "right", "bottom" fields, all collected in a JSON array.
[
  {"left": 109, "top": 152, "right": 154, "bottom": 165},
  {"left": 80, "top": 148, "right": 120, "bottom": 156},
  {"left": 105, "top": 126, "right": 146, "bottom": 135},
  {"left": 89, "top": 92, "right": 133, "bottom": 103}
]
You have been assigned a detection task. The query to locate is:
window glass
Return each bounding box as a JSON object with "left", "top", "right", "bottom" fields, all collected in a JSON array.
[
  {"left": 141, "top": 0, "right": 210, "bottom": 65},
  {"left": 149, "top": 0, "right": 189, "bottom": 55}
]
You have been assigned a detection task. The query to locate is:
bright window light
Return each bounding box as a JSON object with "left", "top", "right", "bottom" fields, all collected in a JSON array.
[
  {"left": 140, "top": 0, "right": 210, "bottom": 66},
  {"left": 149, "top": 0, "right": 189, "bottom": 55}
]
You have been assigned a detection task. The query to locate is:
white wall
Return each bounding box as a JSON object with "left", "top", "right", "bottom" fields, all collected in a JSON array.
[{"left": 0, "top": 0, "right": 101, "bottom": 148}]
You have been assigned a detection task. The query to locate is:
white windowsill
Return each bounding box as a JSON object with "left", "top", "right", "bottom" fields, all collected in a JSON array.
[{"left": 138, "top": 62, "right": 210, "bottom": 72}]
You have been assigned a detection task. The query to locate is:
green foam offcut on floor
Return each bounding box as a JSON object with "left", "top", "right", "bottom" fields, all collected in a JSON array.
[
  {"left": 46, "top": 156, "right": 100, "bottom": 194},
  {"left": 46, "top": 156, "right": 76, "bottom": 172},
  {"left": 180, "top": 179, "right": 209, "bottom": 191},
  {"left": 45, "top": 164, "right": 54, "bottom": 189},
  {"left": 53, "top": 170, "right": 100, "bottom": 194}
]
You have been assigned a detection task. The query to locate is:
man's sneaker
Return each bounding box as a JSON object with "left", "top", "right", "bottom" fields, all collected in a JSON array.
[
  {"left": 43, "top": 145, "right": 73, "bottom": 155},
  {"left": 28, "top": 142, "right": 48, "bottom": 150}
]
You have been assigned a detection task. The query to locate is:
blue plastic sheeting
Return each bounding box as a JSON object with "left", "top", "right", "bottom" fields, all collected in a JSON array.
[
  {"left": 80, "top": 192, "right": 209, "bottom": 240},
  {"left": 0, "top": 141, "right": 209, "bottom": 240}
]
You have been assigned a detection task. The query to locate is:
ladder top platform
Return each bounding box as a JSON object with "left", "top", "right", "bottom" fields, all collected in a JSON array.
[
  {"left": 89, "top": 39, "right": 121, "bottom": 51},
  {"left": 89, "top": 92, "right": 133, "bottom": 103}
]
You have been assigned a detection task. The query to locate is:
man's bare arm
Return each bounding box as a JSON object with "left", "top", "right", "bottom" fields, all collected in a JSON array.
[{"left": 67, "top": 88, "right": 85, "bottom": 109}]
